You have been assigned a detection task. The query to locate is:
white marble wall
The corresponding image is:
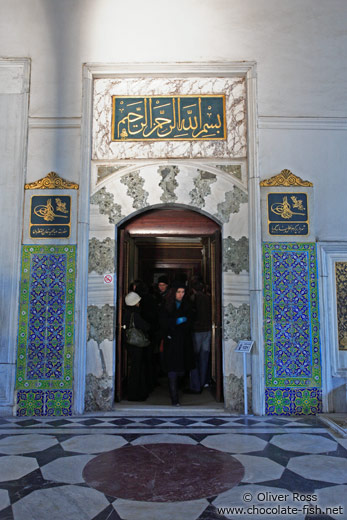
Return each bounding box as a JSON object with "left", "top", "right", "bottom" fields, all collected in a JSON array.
[
  {"left": 93, "top": 77, "right": 246, "bottom": 160},
  {"left": 0, "top": 60, "right": 30, "bottom": 415}
]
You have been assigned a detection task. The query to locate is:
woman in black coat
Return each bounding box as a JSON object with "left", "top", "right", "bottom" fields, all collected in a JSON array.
[
  {"left": 123, "top": 291, "right": 150, "bottom": 401},
  {"left": 160, "top": 282, "right": 194, "bottom": 405}
]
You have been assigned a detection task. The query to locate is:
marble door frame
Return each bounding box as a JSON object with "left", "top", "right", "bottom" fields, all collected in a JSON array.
[{"left": 75, "top": 62, "right": 263, "bottom": 415}]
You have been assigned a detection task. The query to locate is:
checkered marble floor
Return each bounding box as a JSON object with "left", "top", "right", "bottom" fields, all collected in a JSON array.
[{"left": 0, "top": 414, "right": 346, "bottom": 520}]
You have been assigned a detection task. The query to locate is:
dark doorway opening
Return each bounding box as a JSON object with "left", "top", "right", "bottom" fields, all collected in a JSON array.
[{"left": 116, "top": 207, "right": 223, "bottom": 407}]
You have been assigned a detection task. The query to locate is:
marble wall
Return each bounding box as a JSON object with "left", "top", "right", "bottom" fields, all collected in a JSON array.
[
  {"left": 93, "top": 77, "right": 246, "bottom": 161},
  {"left": 0, "top": 60, "right": 29, "bottom": 415}
]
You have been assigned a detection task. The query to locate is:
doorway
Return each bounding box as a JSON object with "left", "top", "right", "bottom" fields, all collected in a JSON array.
[{"left": 116, "top": 207, "right": 223, "bottom": 407}]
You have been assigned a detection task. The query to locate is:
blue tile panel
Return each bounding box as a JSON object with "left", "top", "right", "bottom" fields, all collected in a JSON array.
[
  {"left": 263, "top": 242, "right": 322, "bottom": 415},
  {"left": 15, "top": 245, "right": 76, "bottom": 416}
]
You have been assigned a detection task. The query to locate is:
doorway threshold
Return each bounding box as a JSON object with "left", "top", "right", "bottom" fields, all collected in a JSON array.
[{"left": 112, "top": 403, "right": 228, "bottom": 416}]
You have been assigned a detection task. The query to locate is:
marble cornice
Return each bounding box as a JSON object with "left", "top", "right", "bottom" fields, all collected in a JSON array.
[{"left": 259, "top": 116, "right": 347, "bottom": 131}]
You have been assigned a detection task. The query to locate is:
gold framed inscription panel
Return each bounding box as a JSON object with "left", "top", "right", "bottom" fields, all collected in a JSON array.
[
  {"left": 23, "top": 189, "right": 77, "bottom": 245},
  {"left": 111, "top": 95, "right": 227, "bottom": 142}
]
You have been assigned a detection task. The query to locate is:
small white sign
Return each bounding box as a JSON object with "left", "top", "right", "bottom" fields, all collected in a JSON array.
[
  {"left": 103, "top": 274, "right": 114, "bottom": 285},
  {"left": 235, "top": 340, "right": 254, "bottom": 353}
]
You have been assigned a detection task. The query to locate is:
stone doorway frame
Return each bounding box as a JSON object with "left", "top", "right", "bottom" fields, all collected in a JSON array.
[{"left": 75, "top": 62, "right": 263, "bottom": 415}]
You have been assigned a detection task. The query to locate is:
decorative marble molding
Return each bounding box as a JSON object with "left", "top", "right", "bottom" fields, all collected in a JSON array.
[
  {"left": 25, "top": 172, "right": 79, "bottom": 190},
  {"left": 120, "top": 171, "right": 149, "bottom": 210},
  {"left": 223, "top": 303, "right": 251, "bottom": 343},
  {"left": 92, "top": 76, "right": 247, "bottom": 160},
  {"left": 216, "top": 164, "right": 242, "bottom": 180},
  {"left": 88, "top": 237, "right": 116, "bottom": 275},
  {"left": 189, "top": 170, "right": 217, "bottom": 208},
  {"left": 318, "top": 242, "right": 347, "bottom": 379},
  {"left": 259, "top": 116, "right": 347, "bottom": 131},
  {"left": 87, "top": 305, "right": 115, "bottom": 344},
  {"left": 260, "top": 169, "right": 313, "bottom": 188},
  {"left": 28, "top": 117, "right": 81, "bottom": 129},
  {"left": 223, "top": 236, "right": 249, "bottom": 274},
  {"left": 159, "top": 165, "right": 179, "bottom": 203},
  {"left": 97, "top": 165, "right": 133, "bottom": 184},
  {"left": 223, "top": 373, "right": 252, "bottom": 413},
  {"left": 85, "top": 373, "right": 113, "bottom": 411},
  {"left": 90, "top": 187, "right": 124, "bottom": 224},
  {"left": 215, "top": 186, "right": 248, "bottom": 223},
  {"left": 0, "top": 58, "right": 30, "bottom": 94}
]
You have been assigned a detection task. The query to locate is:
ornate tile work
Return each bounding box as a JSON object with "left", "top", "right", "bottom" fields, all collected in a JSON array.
[
  {"left": 335, "top": 261, "right": 347, "bottom": 350},
  {"left": 15, "top": 246, "right": 75, "bottom": 416},
  {"left": 265, "top": 388, "right": 322, "bottom": 416},
  {"left": 16, "top": 389, "right": 73, "bottom": 416},
  {"left": 263, "top": 243, "right": 322, "bottom": 415}
]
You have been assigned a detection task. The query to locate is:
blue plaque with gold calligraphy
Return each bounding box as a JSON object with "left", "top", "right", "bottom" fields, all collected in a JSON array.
[
  {"left": 112, "top": 95, "right": 226, "bottom": 141},
  {"left": 30, "top": 195, "right": 71, "bottom": 239},
  {"left": 268, "top": 193, "right": 309, "bottom": 236}
]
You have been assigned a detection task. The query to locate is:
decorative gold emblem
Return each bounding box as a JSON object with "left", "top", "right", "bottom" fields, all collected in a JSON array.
[
  {"left": 260, "top": 169, "right": 313, "bottom": 187},
  {"left": 25, "top": 172, "right": 79, "bottom": 190},
  {"left": 33, "top": 198, "right": 69, "bottom": 222},
  {"left": 271, "top": 196, "right": 306, "bottom": 219}
]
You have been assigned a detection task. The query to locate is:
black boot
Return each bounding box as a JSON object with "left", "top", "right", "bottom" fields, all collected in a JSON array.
[{"left": 168, "top": 376, "right": 180, "bottom": 406}]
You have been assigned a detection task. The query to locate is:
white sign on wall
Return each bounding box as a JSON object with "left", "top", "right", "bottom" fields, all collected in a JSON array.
[
  {"left": 235, "top": 340, "right": 254, "bottom": 353},
  {"left": 103, "top": 274, "right": 114, "bottom": 285}
]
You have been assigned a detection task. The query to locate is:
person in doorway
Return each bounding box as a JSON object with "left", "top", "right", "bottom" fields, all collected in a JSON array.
[
  {"left": 123, "top": 291, "right": 150, "bottom": 401},
  {"left": 159, "top": 281, "right": 194, "bottom": 406},
  {"left": 153, "top": 275, "right": 170, "bottom": 377},
  {"left": 188, "top": 280, "right": 212, "bottom": 393},
  {"left": 155, "top": 275, "right": 170, "bottom": 305},
  {"left": 129, "top": 279, "right": 158, "bottom": 391}
]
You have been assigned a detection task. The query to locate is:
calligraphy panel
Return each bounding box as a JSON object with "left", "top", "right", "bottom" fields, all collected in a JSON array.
[
  {"left": 30, "top": 195, "right": 71, "bottom": 239},
  {"left": 335, "top": 261, "right": 347, "bottom": 350},
  {"left": 112, "top": 95, "right": 226, "bottom": 142},
  {"left": 267, "top": 193, "right": 309, "bottom": 236}
]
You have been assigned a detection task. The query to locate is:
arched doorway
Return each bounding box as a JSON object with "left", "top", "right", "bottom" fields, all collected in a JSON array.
[{"left": 116, "top": 206, "right": 223, "bottom": 406}]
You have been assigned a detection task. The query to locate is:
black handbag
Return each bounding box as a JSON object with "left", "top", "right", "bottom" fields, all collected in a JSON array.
[{"left": 126, "top": 313, "right": 150, "bottom": 347}]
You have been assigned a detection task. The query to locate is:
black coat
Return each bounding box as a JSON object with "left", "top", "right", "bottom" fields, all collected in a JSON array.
[
  {"left": 123, "top": 306, "right": 150, "bottom": 335},
  {"left": 160, "top": 297, "right": 195, "bottom": 372}
]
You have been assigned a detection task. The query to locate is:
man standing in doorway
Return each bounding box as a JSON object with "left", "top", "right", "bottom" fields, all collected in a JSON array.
[
  {"left": 189, "top": 281, "right": 212, "bottom": 392},
  {"left": 156, "top": 275, "right": 169, "bottom": 304}
]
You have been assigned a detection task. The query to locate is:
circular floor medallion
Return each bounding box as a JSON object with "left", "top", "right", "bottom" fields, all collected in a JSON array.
[{"left": 83, "top": 443, "right": 244, "bottom": 502}]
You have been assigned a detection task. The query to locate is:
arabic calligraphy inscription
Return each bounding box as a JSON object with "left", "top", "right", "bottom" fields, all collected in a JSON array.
[
  {"left": 268, "top": 193, "right": 309, "bottom": 236},
  {"left": 30, "top": 195, "right": 71, "bottom": 238},
  {"left": 112, "top": 95, "right": 226, "bottom": 141}
]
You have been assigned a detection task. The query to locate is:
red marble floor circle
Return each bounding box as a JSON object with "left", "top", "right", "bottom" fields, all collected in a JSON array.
[{"left": 83, "top": 443, "right": 244, "bottom": 502}]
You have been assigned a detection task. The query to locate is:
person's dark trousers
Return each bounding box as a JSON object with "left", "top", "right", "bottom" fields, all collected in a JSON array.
[
  {"left": 127, "top": 345, "right": 149, "bottom": 401},
  {"left": 168, "top": 370, "right": 184, "bottom": 405}
]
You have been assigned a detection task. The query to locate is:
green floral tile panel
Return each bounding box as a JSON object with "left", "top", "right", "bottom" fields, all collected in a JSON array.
[
  {"left": 16, "top": 245, "right": 76, "bottom": 391},
  {"left": 263, "top": 242, "right": 321, "bottom": 391}
]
